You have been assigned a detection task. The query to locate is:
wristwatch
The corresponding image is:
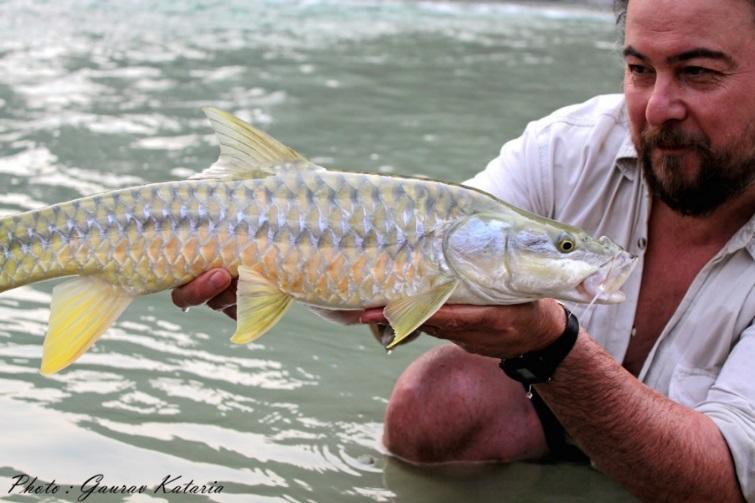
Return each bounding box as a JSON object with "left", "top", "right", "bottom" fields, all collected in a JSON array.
[{"left": 499, "top": 305, "right": 579, "bottom": 386}]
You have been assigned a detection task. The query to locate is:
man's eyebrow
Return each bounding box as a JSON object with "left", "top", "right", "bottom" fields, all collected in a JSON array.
[
  {"left": 667, "top": 48, "right": 735, "bottom": 66},
  {"left": 622, "top": 46, "right": 646, "bottom": 61},
  {"left": 623, "top": 45, "right": 735, "bottom": 67}
]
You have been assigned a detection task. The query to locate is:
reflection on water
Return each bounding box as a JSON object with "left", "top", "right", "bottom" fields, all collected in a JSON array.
[{"left": 0, "top": 0, "right": 630, "bottom": 501}]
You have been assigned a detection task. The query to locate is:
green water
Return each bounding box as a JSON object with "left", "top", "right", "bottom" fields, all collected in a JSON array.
[{"left": 0, "top": 1, "right": 635, "bottom": 501}]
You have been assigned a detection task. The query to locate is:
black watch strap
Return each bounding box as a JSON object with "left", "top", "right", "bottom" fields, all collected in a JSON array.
[{"left": 499, "top": 305, "right": 579, "bottom": 386}]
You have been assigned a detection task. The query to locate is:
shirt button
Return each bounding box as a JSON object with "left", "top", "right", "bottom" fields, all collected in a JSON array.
[{"left": 637, "top": 237, "right": 647, "bottom": 250}]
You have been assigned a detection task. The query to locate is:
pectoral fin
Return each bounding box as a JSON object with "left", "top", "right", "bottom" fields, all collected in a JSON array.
[
  {"left": 384, "top": 280, "right": 458, "bottom": 349},
  {"left": 41, "top": 277, "right": 134, "bottom": 375},
  {"left": 231, "top": 266, "right": 293, "bottom": 344}
]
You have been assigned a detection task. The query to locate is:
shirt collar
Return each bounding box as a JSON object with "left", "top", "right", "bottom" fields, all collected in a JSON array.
[
  {"left": 613, "top": 105, "right": 639, "bottom": 181},
  {"left": 733, "top": 213, "right": 755, "bottom": 261}
]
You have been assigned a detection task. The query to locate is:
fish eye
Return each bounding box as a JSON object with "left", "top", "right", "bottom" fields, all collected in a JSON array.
[{"left": 557, "top": 234, "right": 576, "bottom": 253}]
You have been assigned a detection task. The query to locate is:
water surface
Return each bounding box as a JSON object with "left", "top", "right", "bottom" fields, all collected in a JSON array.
[{"left": 0, "top": 1, "right": 634, "bottom": 501}]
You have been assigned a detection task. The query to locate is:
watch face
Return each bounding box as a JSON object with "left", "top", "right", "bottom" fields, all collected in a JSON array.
[
  {"left": 500, "top": 357, "right": 549, "bottom": 385},
  {"left": 515, "top": 368, "right": 538, "bottom": 382}
]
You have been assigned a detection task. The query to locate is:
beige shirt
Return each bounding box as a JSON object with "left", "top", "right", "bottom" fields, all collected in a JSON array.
[{"left": 466, "top": 94, "right": 755, "bottom": 501}]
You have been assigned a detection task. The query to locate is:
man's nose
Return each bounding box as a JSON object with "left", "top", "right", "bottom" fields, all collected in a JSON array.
[{"left": 645, "top": 77, "right": 687, "bottom": 126}]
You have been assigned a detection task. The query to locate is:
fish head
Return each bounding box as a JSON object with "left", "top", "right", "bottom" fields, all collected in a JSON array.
[{"left": 444, "top": 213, "right": 637, "bottom": 304}]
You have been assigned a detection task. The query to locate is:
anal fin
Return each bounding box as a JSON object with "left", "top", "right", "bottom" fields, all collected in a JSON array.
[
  {"left": 231, "top": 266, "right": 293, "bottom": 344},
  {"left": 42, "top": 277, "right": 134, "bottom": 375}
]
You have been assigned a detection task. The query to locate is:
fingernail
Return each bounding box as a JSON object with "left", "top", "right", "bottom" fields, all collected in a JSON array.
[{"left": 209, "top": 271, "right": 229, "bottom": 289}]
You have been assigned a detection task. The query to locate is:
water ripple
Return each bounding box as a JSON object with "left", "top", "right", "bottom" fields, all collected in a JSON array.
[{"left": 0, "top": 1, "right": 625, "bottom": 500}]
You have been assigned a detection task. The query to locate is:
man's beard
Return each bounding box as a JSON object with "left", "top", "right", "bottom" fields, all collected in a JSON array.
[{"left": 638, "top": 125, "right": 755, "bottom": 217}]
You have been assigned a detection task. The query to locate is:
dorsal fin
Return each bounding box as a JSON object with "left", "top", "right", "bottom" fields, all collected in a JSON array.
[{"left": 192, "top": 107, "right": 318, "bottom": 180}]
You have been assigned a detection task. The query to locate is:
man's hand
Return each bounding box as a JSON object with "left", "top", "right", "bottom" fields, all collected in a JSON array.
[
  {"left": 359, "top": 299, "right": 567, "bottom": 358},
  {"left": 171, "top": 268, "right": 238, "bottom": 319}
]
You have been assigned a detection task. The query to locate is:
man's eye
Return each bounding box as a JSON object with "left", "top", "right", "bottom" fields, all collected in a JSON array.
[
  {"left": 628, "top": 64, "right": 653, "bottom": 76},
  {"left": 680, "top": 66, "right": 723, "bottom": 85},
  {"left": 682, "top": 66, "right": 714, "bottom": 76}
]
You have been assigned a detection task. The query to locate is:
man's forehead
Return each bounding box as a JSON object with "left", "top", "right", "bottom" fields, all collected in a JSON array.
[
  {"left": 619, "top": 0, "right": 755, "bottom": 25},
  {"left": 624, "top": 0, "right": 755, "bottom": 57}
]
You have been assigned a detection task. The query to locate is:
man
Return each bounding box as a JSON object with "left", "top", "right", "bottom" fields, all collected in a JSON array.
[{"left": 172, "top": 0, "right": 754, "bottom": 500}]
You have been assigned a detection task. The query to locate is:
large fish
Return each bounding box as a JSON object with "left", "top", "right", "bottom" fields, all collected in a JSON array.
[{"left": 0, "top": 109, "right": 636, "bottom": 374}]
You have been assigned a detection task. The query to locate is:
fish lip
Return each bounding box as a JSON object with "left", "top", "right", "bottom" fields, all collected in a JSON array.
[{"left": 577, "top": 251, "right": 638, "bottom": 303}]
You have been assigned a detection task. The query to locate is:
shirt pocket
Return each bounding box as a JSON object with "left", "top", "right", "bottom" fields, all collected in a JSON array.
[{"left": 668, "top": 364, "right": 720, "bottom": 408}]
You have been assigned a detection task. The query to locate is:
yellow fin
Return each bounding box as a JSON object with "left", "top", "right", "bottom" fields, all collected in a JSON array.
[
  {"left": 41, "top": 277, "right": 133, "bottom": 375},
  {"left": 369, "top": 323, "right": 422, "bottom": 348},
  {"left": 384, "top": 281, "right": 458, "bottom": 349},
  {"left": 231, "top": 266, "right": 293, "bottom": 344},
  {"left": 194, "top": 107, "right": 323, "bottom": 180}
]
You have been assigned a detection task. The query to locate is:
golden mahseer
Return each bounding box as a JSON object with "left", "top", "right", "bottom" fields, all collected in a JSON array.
[{"left": 0, "top": 109, "right": 636, "bottom": 374}]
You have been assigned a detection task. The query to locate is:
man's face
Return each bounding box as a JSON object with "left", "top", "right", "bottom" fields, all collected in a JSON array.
[{"left": 623, "top": 0, "right": 755, "bottom": 216}]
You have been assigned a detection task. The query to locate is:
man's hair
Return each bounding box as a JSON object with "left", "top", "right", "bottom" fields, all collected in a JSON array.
[
  {"left": 613, "top": 0, "right": 628, "bottom": 28},
  {"left": 615, "top": 0, "right": 755, "bottom": 32}
]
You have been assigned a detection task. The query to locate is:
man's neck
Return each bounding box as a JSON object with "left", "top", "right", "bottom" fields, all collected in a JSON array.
[{"left": 652, "top": 186, "right": 755, "bottom": 247}]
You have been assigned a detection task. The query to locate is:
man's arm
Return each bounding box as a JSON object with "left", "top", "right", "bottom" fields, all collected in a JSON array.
[
  {"left": 360, "top": 301, "right": 745, "bottom": 502},
  {"left": 539, "top": 330, "right": 743, "bottom": 502}
]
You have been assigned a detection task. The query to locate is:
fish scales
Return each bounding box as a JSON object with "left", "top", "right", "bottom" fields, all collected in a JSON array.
[
  {"left": 236, "top": 170, "right": 495, "bottom": 307},
  {"left": 0, "top": 170, "right": 497, "bottom": 305}
]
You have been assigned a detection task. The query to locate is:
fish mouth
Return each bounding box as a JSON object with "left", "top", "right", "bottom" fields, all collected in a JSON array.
[{"left": 576, "top": 251, "right": 638, "bottom": 304}]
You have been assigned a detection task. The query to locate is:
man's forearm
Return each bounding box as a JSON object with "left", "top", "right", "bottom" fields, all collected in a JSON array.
[{"left": 536, "top": 331, "right": 743, "bottom": 502}]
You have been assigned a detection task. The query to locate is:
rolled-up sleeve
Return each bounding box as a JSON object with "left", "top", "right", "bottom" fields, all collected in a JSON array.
[{"left": 697, "top": 325, "right": 755, "bottom": 501}]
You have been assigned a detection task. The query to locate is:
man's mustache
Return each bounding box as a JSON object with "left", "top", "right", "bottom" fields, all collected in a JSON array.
[{"left": 640, "top": 126, "right": 711, "bottom": 152}]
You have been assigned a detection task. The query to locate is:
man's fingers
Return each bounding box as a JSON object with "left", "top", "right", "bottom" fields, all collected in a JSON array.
[
  {"left": 358, "top": 307, "right": 387, "bottom": 324},
  {"left": 425, "top": 303, "right": 539, "bottom": 328},
  {"left": 222, "top": 306, "right": 237, "bottom": 320},
  {"left": 426, "top": 304, "right": 500, "bottom": 324},
  {"left": 206, "top": 279, "right": 238, "bottom": 311},
  {"left": 171, "top": 269, "right": 233, "bottom": 308}
]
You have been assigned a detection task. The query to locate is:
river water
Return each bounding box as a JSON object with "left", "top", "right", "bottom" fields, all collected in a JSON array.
[{"left": 0, "top": 1, "right": 635, "bottom": 501}]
